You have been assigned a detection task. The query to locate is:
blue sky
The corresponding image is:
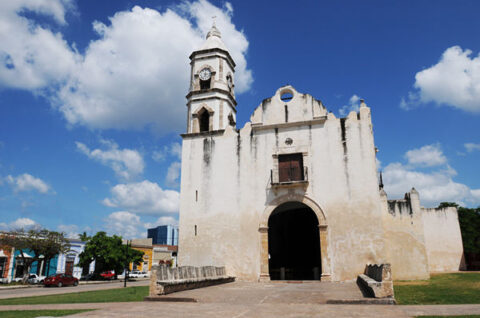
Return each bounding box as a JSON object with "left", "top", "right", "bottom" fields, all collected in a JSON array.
[{"left": 1, "top": 0, "right": 479, "bottom": 239}]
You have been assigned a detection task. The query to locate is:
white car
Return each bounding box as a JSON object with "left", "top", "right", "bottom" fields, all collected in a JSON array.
[
  {"left": 27, "top": 274, "right": 46, "bottom": 284},
  {"left": 129, "top": 271, "right": 148, "bottom": 278}
]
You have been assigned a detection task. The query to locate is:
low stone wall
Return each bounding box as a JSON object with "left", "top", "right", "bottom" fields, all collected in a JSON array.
[
  {"left": 357, "top": 264, "right": 394, "bottom": 299},
  {"left": 149, "top": 265, "right": 234, "bottom": 296}
]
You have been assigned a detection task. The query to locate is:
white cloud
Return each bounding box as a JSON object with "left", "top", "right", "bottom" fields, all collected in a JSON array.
[
  {"left": 144, "top": 216, "right": 179, "bottom": 229},
  {"left": 152, "top": 142, "right": 182, "bottom": 162},
  {"left": 402, "top": 46, "right": 480, "bottom": 113},
  {"left": 104, "top": 211, "right": 145, "bottom": 239},
  {"left": 6, "top": 173, "right": 51, "bottom": 194},
  {"left": 0, "top": 1, "right": 78, "bottom": 90},
  {"left": 339, "top": 94, "right": 361, "bottom": 116},
  {"left": 57, "top": 224, "right": 79, "bottom": 238},
  {"left": 0, "top": 1, "right": 252, "bottom": 134},
  {"left": 382, "top": 144, "right": 480, "bottom": 207},
  {"left": 405, "top": 144, "right": 447, "bottom": 167},
  {"left": 465, "top": 143, "right": 480, "bottom": 152},
  {"left": 103, "top": 180, "right": 179, "bottom": 215},
  {"left": 165, "top": 161, "right": 181, "bottom": 187},
  {"left": 76, "top": 139, "right": 144, "bottom": 181},
  {"left": 0, "top": 217, "right": 41, "bottom": 231}
]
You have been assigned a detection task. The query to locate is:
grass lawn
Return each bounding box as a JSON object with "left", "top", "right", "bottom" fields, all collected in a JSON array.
[
  {"left": 0, "top": 286, "right": 148, "bottom": 305},
  {"left": 0, "top": 309, "right": 94, "bottom": 317},
  {"left": 395, "top": 273, "right": 480, "bottom": 305}
]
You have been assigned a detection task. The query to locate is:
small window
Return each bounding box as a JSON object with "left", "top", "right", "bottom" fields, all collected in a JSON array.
[
  {"left": 278, "top": 153, "right": 304, "bottom": 182},
  {"left": 199, "top": 111, "right": 209, "bottom": 132},
  {"left": 200, "top": 79, "right": 211, "bottom": 90}
]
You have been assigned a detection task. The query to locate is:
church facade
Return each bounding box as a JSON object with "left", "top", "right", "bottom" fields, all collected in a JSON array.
[{"left": 178, "top": 25, "right": 465, "bottom": 281}]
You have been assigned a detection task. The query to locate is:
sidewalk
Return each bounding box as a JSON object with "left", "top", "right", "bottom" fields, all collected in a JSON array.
[
  {"left": 1, "top": 282, "right": 480, "bottom": 317},
  {"left": 1, "top": 302, "right": 480, "bottom": 318}
]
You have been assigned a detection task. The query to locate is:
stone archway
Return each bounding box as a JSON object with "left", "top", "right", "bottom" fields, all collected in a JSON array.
[{"left": 259, "top": 194, "right": 331, "bottom": 281}]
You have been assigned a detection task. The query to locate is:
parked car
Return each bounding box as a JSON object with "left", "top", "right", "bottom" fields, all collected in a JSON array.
[
  {"left": 80, "top": 272, "right": 102, "bottom": 281},
  {"left": 43, "top": 274, "right": 78, "bottom": 287},
  {"left": 27, "top": 274, "right": 46, "bottom": 284},
  {"left": 100, "top": 270, "right": 115, "bottom": 280},
  {"left": 129, "top": 271, "right": 148, "bottom": 278}
]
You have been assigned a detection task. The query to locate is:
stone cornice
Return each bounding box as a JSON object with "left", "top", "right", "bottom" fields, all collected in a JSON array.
[
  {"left": 251, "top": 116, "right": 328, "bottom": 131},
  {"left": 186, "top": 88, "right": 237, "bottom": 108},
  {"left": 190, "top": 48, "right": 236, "bottom": 69},
  {"left": 181, "top": 129, "right": 226, "bottom": 139}
]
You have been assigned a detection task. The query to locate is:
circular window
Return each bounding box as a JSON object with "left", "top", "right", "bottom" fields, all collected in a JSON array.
[{"left": 280, "top": 91, "right": 293, "bottom": 102}]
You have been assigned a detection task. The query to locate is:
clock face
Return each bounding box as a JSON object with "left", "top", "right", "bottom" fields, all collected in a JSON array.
[{"left": 199, "top": 68, "right": 211, "bottom": 81}]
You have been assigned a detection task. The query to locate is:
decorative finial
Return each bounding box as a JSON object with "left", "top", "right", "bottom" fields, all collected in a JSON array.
[{"left": 206, "top": 18, "right": 222, "bottom": 39}]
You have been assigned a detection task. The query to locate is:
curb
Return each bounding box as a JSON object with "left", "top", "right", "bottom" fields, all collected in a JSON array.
[
  {"left": 326, "top": 298, "right": 397, "bottom": 305},
  {"left": 144, "top": 296, "right": 197, "bottom": 302}
]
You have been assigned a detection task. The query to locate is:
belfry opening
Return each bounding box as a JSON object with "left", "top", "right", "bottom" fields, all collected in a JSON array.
[{"left": 268, "top": 201, "right": 321, "bottom": 280}]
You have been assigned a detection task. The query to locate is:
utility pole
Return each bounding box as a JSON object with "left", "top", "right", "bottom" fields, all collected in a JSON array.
[{"left": 123, "top": 240, "right": 130, "bottom": 288}]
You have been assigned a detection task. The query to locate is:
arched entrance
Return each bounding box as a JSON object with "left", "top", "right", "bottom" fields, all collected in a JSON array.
[
  {"left": 268, "top": 202, "right": 321, "bottom": 280},
  {"left": 259, "top": 194, "right": 331, "bottom": 281}
]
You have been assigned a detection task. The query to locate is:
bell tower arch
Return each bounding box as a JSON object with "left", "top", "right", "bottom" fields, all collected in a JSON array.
[{"left": 186, "top": 23, "right": 237, "bottom": 134}]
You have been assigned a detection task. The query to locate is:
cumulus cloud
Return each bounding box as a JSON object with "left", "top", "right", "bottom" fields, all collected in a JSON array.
[
  {"left": 0, "top": 217, "right": 41, "bottom": 231},
  {"left": 152, "top": 142, "right": 182, "bottom": 162},
  {"left": 339, "top": 94, "right": 361, "bottom": 116},
  {"left": 0, "top": 1, "right": 252, "bottom": 134},
  {"left": 0, "top": 1, "right": 78, "bottom": 90},
  {"left": 382, "top": 144, "right": 480, "bottom": 207},
  {"left": 57, "top": 224, "right": 79, "bottom": 238},
  {"left": 165, "top": 162, "right": 181, "bottom": 187},
  {"left": 76, "top": 139, "right": 144, "bottom": 181},
  {"left": 103, "top": 180, "right": 179, "bottom": 215},
  {"left": 405, "top": 144, "right": 447, "bottom": 167},
  {"left": 465, "top": 143, "right": 480, "bottom": 152},
  {"left": 104, "top": 211, "right": 145, "bottom": 239},
  {"left": 402, "top": 46, "right": 480, "bottom": 113},
  {"left": 5, "top": 173, "right": 51, "bottom": 194},
  {"left": 144, "top": 216, "right": 179, "bottom": 230}
]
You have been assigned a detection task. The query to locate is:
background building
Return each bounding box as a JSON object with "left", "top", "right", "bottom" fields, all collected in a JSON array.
[
  {"left": 147, "top": 225, "right": 178, "bottom": 245},
  {"left": 129, "top": 238, "right": 153, "bottom": 272}
]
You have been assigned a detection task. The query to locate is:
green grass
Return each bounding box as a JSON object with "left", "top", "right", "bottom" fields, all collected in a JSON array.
[
  {"left": 0, "top": 309, "right": 94, "bottom": 317},
  {"left": 395, "top": 273, "right": 480, "bottom": 305},
  {"left": 0, "top": 286, "right": 148, "bottom": 305}
]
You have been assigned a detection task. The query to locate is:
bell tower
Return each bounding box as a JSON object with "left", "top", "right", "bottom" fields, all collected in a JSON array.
[{"left": 186, "top": 23, "right": 237, "bottom": 133}]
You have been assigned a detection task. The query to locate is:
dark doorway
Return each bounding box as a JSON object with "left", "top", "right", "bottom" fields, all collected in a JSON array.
[
  {"left": 199, "top": 110, "right": 210, "bottom": 132},
  {"left": 268, "top": 202, "right": 321, "bottom": 280}
]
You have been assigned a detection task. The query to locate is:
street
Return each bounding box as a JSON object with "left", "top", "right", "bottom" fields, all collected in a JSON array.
[{"left": 0, "top": 279, "right": 149, "bottom": 299}]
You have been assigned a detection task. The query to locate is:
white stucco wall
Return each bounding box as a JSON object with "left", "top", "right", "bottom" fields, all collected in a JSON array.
[
  {"left": 381, "top": 190, "right": 430, "bottom": 280},
  {"left": 179, "top": 86, "right": 387, "bottom": 281},
  {"left": 422, "top": 207, "right": 465, "bottom": 272}
]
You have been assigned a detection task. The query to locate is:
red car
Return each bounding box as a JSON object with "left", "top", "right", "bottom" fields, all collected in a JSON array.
[
  {"left": 43, "top": 274, "right": 79, "bottom": 287},
  {"left": 100, "top": 270, "right": 115, "bottom": 280}
]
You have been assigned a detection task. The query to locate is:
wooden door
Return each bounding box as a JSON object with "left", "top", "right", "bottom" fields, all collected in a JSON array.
[
  {"left": 278, "top": 154, "right": 303, "bottom": 182},
  {"left": 65, "top": 261, "right": 74, "bottom": 276}
]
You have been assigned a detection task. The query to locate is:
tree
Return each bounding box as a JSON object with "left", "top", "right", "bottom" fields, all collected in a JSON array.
[
  {"left": 0, "top": 229, "right": 70, "bottom": 283},
  {"left": 78, "top": 232, "right": 144, "bottom": 277}
]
